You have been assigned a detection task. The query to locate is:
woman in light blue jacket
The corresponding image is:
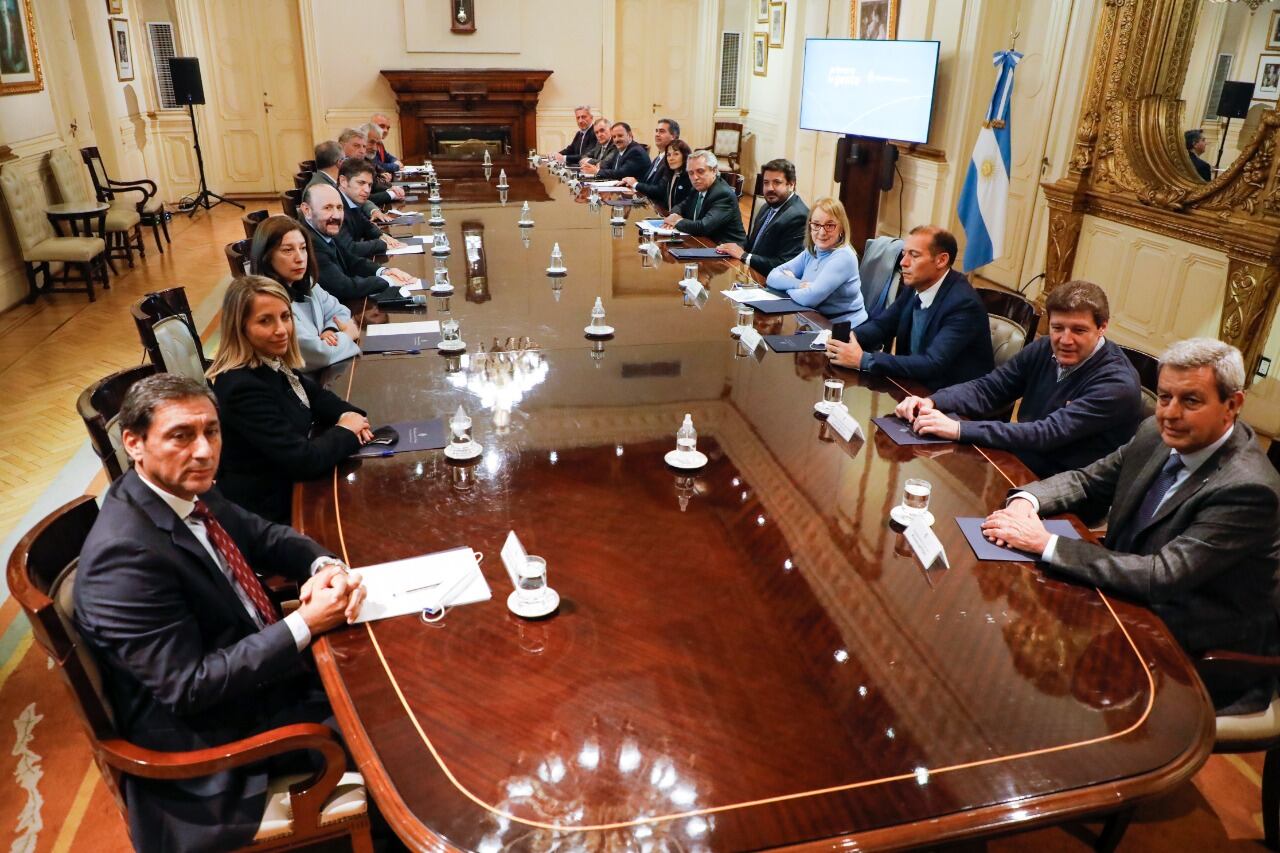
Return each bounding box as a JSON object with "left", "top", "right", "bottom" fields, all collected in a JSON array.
[
  {"left": 765, "top": 197, "right": 867, "bottom": 326},
  {"left": 250, "top": 215, "right": 361, "bottom": 373}
]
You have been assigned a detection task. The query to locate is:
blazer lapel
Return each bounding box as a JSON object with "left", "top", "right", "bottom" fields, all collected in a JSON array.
[
  {"left": 1110, "top": 435, "right": 1172, "bottom": 533},
  {"left": 1143, "top": 430, "right": 1241, "bottom": 531}
]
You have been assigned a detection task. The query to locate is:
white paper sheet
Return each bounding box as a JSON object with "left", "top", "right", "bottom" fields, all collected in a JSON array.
[
  {"left": 721, "top": 288, "right": 782, "bottom": 304},
  {"left": 367, "top": 320, "right": 440, "bottom": 336},
  {"left": 353, "top": 547, "right": 491, "bottom": 623},
  {"left": 385, "top": 243, "right": 426, "bottom": 256},
  {"left": 637, "top": 219, "right": 680, "bottom": 237}
]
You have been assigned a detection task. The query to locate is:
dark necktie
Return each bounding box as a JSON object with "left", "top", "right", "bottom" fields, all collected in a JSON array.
[
  {"left": 908, "top": 298, "right": 928, "bottom": 353},
  {"left": 749, "top": 205, "right": 779, "bottom": 251},
  {"left": 189, "top": 501, "right": 279, "bottom": 625},
  {"left": 646, "top": 155, "right": 661, "bottom": 180},
  {"left": 693, "top": 192, "right": 705, "bottom": 219},
  {"left": 1116, "top": 454, "right": 1184, "bottom": 551}
]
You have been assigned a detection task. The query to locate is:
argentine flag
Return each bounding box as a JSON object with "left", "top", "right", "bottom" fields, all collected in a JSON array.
[{"left": 957, "top": 50, "right": 1022, "bottom": 273}]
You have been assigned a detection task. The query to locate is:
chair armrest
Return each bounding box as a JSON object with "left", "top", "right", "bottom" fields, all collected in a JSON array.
[
  {"left": 108, "top": 177, "right": 158, "bottom": 197},
  {"left": 98, "top": 722, "right": 347, "bottom": 833},
  {"left": 1199, "top": 650, "right": 1280, "bottom": 680}
]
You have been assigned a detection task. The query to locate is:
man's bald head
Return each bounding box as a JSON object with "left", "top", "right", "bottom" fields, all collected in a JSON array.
[{"left": 300, "top": 183, "right": 344, "bottom": 237}]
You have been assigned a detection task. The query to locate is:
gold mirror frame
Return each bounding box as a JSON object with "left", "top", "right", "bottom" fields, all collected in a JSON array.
[{"left": 1042, "top": 0, "right": 1280, "bottom": 377}]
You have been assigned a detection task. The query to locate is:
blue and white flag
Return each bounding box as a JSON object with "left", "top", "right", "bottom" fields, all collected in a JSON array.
[{"left": 957, "top": 49, "right": 1022, "bottom": 273}]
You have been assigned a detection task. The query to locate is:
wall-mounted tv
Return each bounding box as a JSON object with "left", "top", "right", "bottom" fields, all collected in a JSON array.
[{"left": 798, "top": 39, "right": 941, "bottom": 144}]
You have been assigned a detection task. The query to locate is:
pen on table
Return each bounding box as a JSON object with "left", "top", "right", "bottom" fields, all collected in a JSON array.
[
  {"left": 392, "top": 581, "right": 441, "bottom": 597},
  {"left": 376, "top": 348, "right": 421, "bottom": 355}
]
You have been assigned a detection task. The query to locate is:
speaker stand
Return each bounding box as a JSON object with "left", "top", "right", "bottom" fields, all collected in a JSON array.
[
  {"left": 181, "top": 102, "right": 242, "bottom": 217},
  {"left": 1214, "top": 116, "right": 1233, "bottom": 173},
  {"left": 835, "top": 135, "right": 889, "bottom": 251}
]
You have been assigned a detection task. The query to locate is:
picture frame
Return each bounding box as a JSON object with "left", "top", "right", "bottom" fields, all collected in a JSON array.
[
  {"left": 1269, "top": 10, "right": 1280, "bottom": 51},
  {"left": 0, "top": 0, "right": 43, "bottom": 96},
  {"left": 752, "top": 32, "right": 768, "bottom": 77},
  {"left": 850, "top": 0, "right": 899, "bottom": 40},
  {"left": 109, "top": 17, "right": 133, "bottom": 82},
  {"left": 756, "top": 0, "right": 769, "bottom": 24},
  {"left": 768, "top": 2, "right": 786, "bottom": 48},
  {"left": 105, "top": 0, "right": 123, "bottom": 14},
  {"left": 1255, "top": 52, "right": 1280, "bottom": 102}
]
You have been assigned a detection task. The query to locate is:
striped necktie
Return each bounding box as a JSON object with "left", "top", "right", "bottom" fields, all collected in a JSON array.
[
  {"left": 189, "top": 501, "right": 279, "bottom": 625},
  {"left": 1114, "top": 454, "right": 1185, "bottom": 551},
  {"left": 749, "top": 205, "right": 780, "bottom": 251}
]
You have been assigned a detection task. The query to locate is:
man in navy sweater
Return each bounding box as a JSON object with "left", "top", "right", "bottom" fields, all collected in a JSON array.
[{"left": 896, "top": 280, "right": 1143, "bottom": 476}]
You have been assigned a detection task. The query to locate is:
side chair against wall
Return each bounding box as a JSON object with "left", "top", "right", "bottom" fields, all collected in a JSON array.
[
  {"left": 131, "top": 287, "right": 211, "bottom": 385},
  {"left": 80, "top": 146, "right": 171, "bottom": 254},
  {"left": 707, "top": 121, "right": 744, "bottom": 173},
  {"left": 0, "top": 164, "right": 109, "bottom": 302},
  {"left": 6, "top": 497, "right": 375, "bottom": 853},
  {"left": 77, "top": 364, "right": 157, "bottom": 482},
  {"left": 48, "top": 147, "right": 143, "bottom": 272}
]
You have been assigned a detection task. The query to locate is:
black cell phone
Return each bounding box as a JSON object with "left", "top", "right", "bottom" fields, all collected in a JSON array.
[{"left": 832, "top": 321, "right": 852, "bottom": 343}]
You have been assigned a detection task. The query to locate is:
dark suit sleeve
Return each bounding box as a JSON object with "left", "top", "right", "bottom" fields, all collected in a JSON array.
[
  {"left": 1020, "top": 432, "right": 1132, "bottom": 527},
  {"left": 299, "top": 372, "right": 363, "bottom": 429},
  {"left": 677, "top": 190, "right": 739, "bottom": 238},
  {"left": 859, "top": 293, "right": 988, "bottom": 388},
  {"left": 854, "top": 288, "right": 909, "bottom": 352},
  {"left": 314, "top": 243, "right": 390, "bottom": 302},
  {"left": 217, "top": 372, "right": 363, "bottom": 481}
]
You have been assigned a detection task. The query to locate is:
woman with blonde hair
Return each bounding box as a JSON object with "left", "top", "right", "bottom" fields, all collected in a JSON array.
[
  {"left": 765, "top": 197, "right": 867, "bottom": 325},
  {"left": 208, "top": 275, "right": 372, "bottom": 523}
]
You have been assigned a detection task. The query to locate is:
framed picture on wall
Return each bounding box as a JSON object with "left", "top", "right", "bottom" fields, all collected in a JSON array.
[
  {"left": 1255, "top": 53, "right": 1280, "bottom": 102},
  {"left": 851, "top": 0, "right": 899, "bottom": 40},
  {"left": 768, "top": 2, "right": 786, "bottom": 48},
  {"left": 1269, "top": 10, "right": 1280, "bottom": 50},
  {"left": 105, "top": 0, "right": 123, "bottom": 14},
  {"left": 752, "top": 32, "right": 768, "bottom": 76},
  {"left": 109, "top": 17, "right": 134, "bottom": 82},
  {"left": 0, "top": 0, "right": 43, "bottom": 96},
  {"left": 757, "top": 0, "right": 769, "bottom": 24}
]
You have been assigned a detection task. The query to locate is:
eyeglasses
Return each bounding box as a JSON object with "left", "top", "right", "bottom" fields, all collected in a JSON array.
[{"left": 809, "top": 222, "right": 840, "bottom": 233}]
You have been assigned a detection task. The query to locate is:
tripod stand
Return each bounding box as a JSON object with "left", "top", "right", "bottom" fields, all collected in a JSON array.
[{"left": 181, "top": 101, "right": 242, "bottom": 217}]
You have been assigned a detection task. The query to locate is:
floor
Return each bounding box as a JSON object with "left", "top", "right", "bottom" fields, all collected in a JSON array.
[{"left": 0, "top": 203, "right": 1269, "bottom": 850}]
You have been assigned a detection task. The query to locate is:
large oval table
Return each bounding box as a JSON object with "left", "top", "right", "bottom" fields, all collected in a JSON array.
[{"left": 296, "top": 166, "right": 1215, "bottom": 851}]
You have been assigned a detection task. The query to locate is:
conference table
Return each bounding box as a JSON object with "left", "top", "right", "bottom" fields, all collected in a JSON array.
[{"left": 296, "top": 165, "right": 1215, "bottom": 851}]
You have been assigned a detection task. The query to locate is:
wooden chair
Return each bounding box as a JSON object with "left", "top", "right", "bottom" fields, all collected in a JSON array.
[
  {"left": 977, "top": 288, "right": 1040, "bottom": 369},
  {"left": 131, "top": 287, "right": 211, "bottom": 384},
  {"left": 80, "top": 146, "right": 171, "bottom": 254},
  {"left": 281, "top": 190, "right": 302, "bottom": 221},
  {"left": 242, "top": 209, "right": 269, "bottom": 240},
  {"left": 297, "top": 159, "right": 317, "bottom": 173},
  {"left": 0, "top": 164, "right": 109, "bottom": 303},
  {"left": 49, "top": 147, "right": 143, "bottom": 272},
  {"left": 226, "top": 239, "right": 252, "bottom": 280},
  {"left": 708, "top": 121, "right": 744, "bottom": 173},
  {"left": 6, "top": 497, "right": 374, "bottom": 853},
  {"left": 1118, "top": 343, "right": 1159, "bottom": 418},
  {"left": 77, "top": 364, "right": 157, "bottom": 482},
  {"left": 293, "top": 171, "right": 313, "bottom": 190},
  {"left": 722, "top": 171, "right": 746, "bottom": 199}
]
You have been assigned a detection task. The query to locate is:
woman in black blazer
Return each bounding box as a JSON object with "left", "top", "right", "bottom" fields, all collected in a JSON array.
[
  {"left": 207, "top": 276, "right": 372, "bottom": 523},
  {"left": 628, "top": 139, "right": 693, "bottom": 211}
]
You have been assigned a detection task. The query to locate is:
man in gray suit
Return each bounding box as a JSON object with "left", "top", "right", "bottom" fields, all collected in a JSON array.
[{"left": 982, "top": 337, "right": 1280, "bottom": 714}]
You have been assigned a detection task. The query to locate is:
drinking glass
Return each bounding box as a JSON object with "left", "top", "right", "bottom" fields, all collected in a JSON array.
[
  {"left": 901, "top": 478, "right": 932, "bottom": 520},
  {"left": 441, "top": 317, "right": 461, "bottom": 346},
  {"left": 517, "top": 556, "right": 548, "bottom": 607},
  {"left": 735, "top": 305, "right": 755, "bottom": 330},
  {"left": 683, "top": 263, "right": 699, "bottom": 281},
  {"left": 823, "top": 379, "right": 844, "bottom": 407}
]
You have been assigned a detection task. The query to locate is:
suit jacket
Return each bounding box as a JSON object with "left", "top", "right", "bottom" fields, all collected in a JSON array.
[
  {"left": 372, "top": 141, "right": 400, "bottom": 172},
  {"left": 74, "top": 471, "right": 333, "bottom": 853},
  {"left": 339, "top": 195, "right": 385, "bottom": 257},
  {"left": 672, "top": 177, "right": 747, "bottom": 244},
  {"left": 304, "top": 169, "right": 378, "bottom": 219},
  {"left": 740, "top": 193, "right": 808, "bottom": 275},
  {"left": 559, "top": 128, "right": 594, "bottom": 165},
  {"left": 1022, "top": 419, "right": 1280, "bottom": 712},
  {"left": 638, "top": 151, "right": 669, "bottom": 186},
  {"left": 305, "top": 221, "right": 391, "bottom": 302},
  {"left": 636, "top": 169, "right": 693, "bottom": 212},
  {"left": 213, "top": 364, "right": 364, "bottom": 523},
  {"left": 595, "top": 141, "right": 651, "bottom": 181},
  {"left": 853, "top": 268, "right": 994, "bottom": 390}
]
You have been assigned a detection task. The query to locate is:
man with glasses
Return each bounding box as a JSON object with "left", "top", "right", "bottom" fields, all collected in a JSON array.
[{"left": 662, "top": 150, "right": 746, "bottom": 244}]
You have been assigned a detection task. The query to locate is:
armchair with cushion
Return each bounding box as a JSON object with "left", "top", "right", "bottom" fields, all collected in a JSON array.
[
  {"left": 49, "top": 147, "right": 143, "bottom": 272},
  {"left": 1118, "top": 343, "right": 1159, "bottom": 419},
  {"left": 131, "top": 286, "right": 211, "bottom": 384},
  {"left": 77, "top": 364, "right": 158, "bottom": 482},
  {"left": 708, "top": 121, "right": 744, "bottom": 173},
  {"left": 80, "top": 146, "right": 171, "bottom": 254},
  {"left": 0, "top": 164, "right": 109, "bottom": 302},
  {"left": 242, "top": 209, "right": 269, "bottom": 239}
]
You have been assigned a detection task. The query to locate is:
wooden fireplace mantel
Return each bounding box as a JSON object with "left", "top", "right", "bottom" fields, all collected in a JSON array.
[{"left": 381, "top": 69, "right": 553, "bottom": 171}]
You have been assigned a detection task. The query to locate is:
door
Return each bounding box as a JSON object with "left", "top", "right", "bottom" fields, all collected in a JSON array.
[
  {"left": 615, "top": 0, "right": 704, "bottom": 150},
  {"left": 257, "top": 1, "right": 313, "bottom": 193}
]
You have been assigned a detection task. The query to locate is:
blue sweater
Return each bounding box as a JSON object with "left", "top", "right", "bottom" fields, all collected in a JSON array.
[
  {"left": 929, "top": 337, "right": 1143, "bottom": 476},
  {"left": 764, "top": 245, "right": 867, "bottom": 325}
]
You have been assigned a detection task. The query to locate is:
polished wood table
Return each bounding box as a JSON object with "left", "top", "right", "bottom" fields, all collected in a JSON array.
[{"left": 297, "top": 167, "right": 1215, "bottom": 851}]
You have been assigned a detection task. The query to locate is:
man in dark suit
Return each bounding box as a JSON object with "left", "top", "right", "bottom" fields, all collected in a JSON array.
[
  {"left": 578, "top": 118, "right": 613, "bottom": 166},
  {"left": 982, "top": 338, "right": 1280, "bottom": 714},
  {"left": 370, "top": 112, "right": 401, "bottom": 172},
  {"left": 307, "top": 140, "right": 388, "bottom": 223},
  {"left": 553, "top": 105, "right": 596, "bottom": 165},
  {"left": 579, "top": 122, "right": 650, "bottom": 181},
  {"left": 1186, "top": 129, "right": 1212, "bottom": 182},
  {"left": 335, "top": 158, "right": 404, "bottom": 257},
  {"left": 339, "top": 128, "right": 402, "bottom": 208},
  {"left": 826, "top": 226, "right": 994, "bottom": 390},
  {"left": 636, "top": 118, "right": 680, "bottom": 186},
  {"left": 662, "top": 150, "right": 747, "bottom": 245},
  {"left": 74, "top": 374, "right": 365, "bottom": 853},
  {"left": 897, "top": 280, "right": 1144, "bottom": 476},
  {"left": 300, "top": 183, "right": 414, "bottom": 301},
  {"left": 715, "top": 157, "right": 807, "bottom": 275}
]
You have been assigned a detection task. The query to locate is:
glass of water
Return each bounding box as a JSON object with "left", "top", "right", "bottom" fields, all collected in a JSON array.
[
  {"left": 735, "top": 304, "right": 755, "bottom": 331},
  {"left": 901, "top": 478, "right": 932, "bottom": 520},
  {"left": 820, "top": 379, "right": 844, "bottom": 413},
  {"left": 683, "top": 263, "right": 698, "bottom": 282},
  {"left": 441, "top": 317, "right": 461, "bottom": 346},
  {"left": 517, "top": 556, "right": 548, "bottom": 607}
]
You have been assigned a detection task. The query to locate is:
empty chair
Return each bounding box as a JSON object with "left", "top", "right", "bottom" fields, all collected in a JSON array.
[
  {"left": 978, "top": 287, "right": 1040, "bottom": 368},
  {"left": 226, "top": 238, "right": 252, "bottom": 279},
  {"left": 298, "top": 159, "right": 317, "bottom": 173},
  {"left": 131, "top": 287, "right": 210, "bottom": 383},
  {"left": 77, "top": 364, "right": 158, "bottom": 481},
  {"left": 1118, "top": 343, "right": 1159, "bottom": 418},
  {"left": 242, "top": 209, "right": 269, "bottom": 240},
  {"left": 80, "top": 146, "right": 170, "bottom": 254},
  {"left": 708, "top": 121, "right": 743, "bottom": 173},
  {"left": 722, "top": 171, "right": 746, "bottom": 199},
  {"left": 48, "top": 147, "right": 143, "bottom": 272},
  {"left": 293, "top": 171, "right": 313, "bottom": 190},
  {"left": 5, "top": 497, "right": 374, "bottom": 853},
  {"left": 0, "top": 164, "right": 109, "bottom": 302},
  {"left": 282, "top": 189, "right": 302, "bottom": 221}
]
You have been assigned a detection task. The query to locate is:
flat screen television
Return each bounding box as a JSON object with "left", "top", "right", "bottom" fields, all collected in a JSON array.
[{"left": 798, "top": 39, "right": 941, "bottom": 144}]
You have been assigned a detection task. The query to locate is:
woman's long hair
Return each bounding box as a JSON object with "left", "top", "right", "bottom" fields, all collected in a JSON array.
[
  {"left": 250, "top": 214, "right": 317, "bottom": 300},
  {"left": 666, "top": 139, "right": 692, "bottom": 173},
  {"left": 803, "top": 197, "right": 852, "bottom": 256},
  {"left": 207, "top": 276, "right": 304, "bottom": 378}
]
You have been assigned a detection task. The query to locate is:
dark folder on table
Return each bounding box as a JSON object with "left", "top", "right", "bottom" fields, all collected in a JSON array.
[
  {"left": 749, "top": 298, "right": 805, "bottom": 315},
  {"left": 361, "top": 332, "right": 441, "bottom": 353},
  {"left": 955, "top": 517, "right": 1083, "bottom": 563},
  {"left": 668, "top": 248, "right": 724, "bottom": 261},
  {"left": 764, "top": 333, "right": 819, "bottom": 353},
  {"left": 352, "top": 419, "right": 447, "bottom": 457},
  {"left": 872, "top": 415, "right": 954, "bottom": 445}
]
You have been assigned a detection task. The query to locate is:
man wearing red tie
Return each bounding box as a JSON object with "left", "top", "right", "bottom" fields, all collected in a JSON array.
[{"left": 75, "top": 374, "right": 365, "bottom": 853}]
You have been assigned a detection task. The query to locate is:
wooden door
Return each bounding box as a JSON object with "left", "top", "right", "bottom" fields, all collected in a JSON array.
[
  {"left": 256, "top": 0, "right": 313, "bottom": 193},
  {"left": 615, "top": 0, "right": 702, "bottom": 147}
]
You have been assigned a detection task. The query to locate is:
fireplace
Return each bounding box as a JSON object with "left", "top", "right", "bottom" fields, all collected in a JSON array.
[{"left": 381, "top": 69, "right": 552, "bottom": 173}]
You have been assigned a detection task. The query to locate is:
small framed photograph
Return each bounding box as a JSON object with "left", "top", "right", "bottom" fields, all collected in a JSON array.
[
  {"left": 0, "top": 0, "right": 43, "bottom": 96},
  {"left": 756, "top": 0, "right": 769, "bottom": 23},
  {"left": 105, "top": 0, "right": 123, "bottom": 13},
  {"left": 768, "top": 2, "right": 786, "bottom": 48},
  {"left": 752, "top": 32, "right": 768, "bottom": 76},
  {"left": 109, "top": 17, "right": 133, "bottom": 82},
  {"left": 851, "top": 0, "right": 899, "bottom": 40},
  {"left": 1269, "top": 10, "right": 1280, "bottom": 50},
  {"left": 1255, "top": 53, "right": 1280, "bottom": 102}
]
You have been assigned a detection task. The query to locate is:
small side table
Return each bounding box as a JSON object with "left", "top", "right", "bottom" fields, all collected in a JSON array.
[{"left": 46, "top": 200, "right": 109, "bottom": 238}]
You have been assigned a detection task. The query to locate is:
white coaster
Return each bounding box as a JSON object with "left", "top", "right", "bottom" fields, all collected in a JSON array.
[
  {"left": 437, "top": 339, "right": 467, "bottom": 352},
  {"left": 814, "top": 401, "right": 838, "bottom": 416},
  {"left": 664, "top": 449, "right": 708, "bottom": 469},
  {"left": 430, "top": 284, "right": 454, "bottom": 295},
  {"left": 890, "top": 505, "right": 935, "bottom": 527},
  {"left": 507, "top": 588, "right": 560, "bottom": 619},
  {"left": 518, "top": 220, "right": 534, "bottom": 227},
  {"left": 443, "top": 440, "right": 482, "bottom": 460},
  {"left": 547, "top": 266, "right": 568, "bottom": 275},
  {"left": 584, "top": 325, "right": 615, "bottom": 336}
]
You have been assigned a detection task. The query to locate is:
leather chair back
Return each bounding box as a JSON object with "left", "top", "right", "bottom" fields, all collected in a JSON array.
[
  {"left": 978, "top": 287, "right": 1040, "bottom": 366},
  {"left": 988, "top": 315, "right": 1027, "bottom": 369},
  {"left": 49, "top": 148, "right": 94, "bottom": 204},
  {"left": 282, "top": 190, "right": 302, "bottom": 221},
  {"left": 859, "top": 236, "right": 905, "bottom": 316},
  {"left": 723, "top": 172, "right": 745, "bottom": 198},
  {"left": 298, "top": 159, "right": 317, "bottom": 173},
  {"left": 242, "top": 209, "right": 269, "bottom": 240},
  {"left": 293, "top": 172, "right": 313, "bottom": 190},
  {"left": 0, "top": 166, "right": 56, "bottom": 255},
  {"left": 131, "top": 287, "right": 210, "bottom": 384},
  {"left": 77, "top": 364, "right": 157, "bottom": 481},
  {"left": 226, "top": 239, "right": 252, "bottom": 279},
  {"left": 1118, "top": 344, "right": 1159, "bottom": 419}
]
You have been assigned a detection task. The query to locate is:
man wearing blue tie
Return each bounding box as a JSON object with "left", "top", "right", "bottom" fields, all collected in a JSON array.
[
  {"left": 639, "top": 118, "right": 679, "bottom": 184},
  {"left": 715, "top": 158, "right": 808, "bottom": 275},
  {"left": 982, "top": 338, "right": 1280, "bottom": 714}
]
